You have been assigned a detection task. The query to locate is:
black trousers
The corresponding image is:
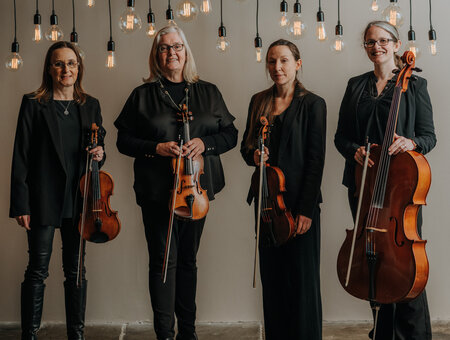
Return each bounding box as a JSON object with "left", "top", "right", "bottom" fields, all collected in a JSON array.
[
  {"left": 141, "top": 201, "right": 205, "bottom": 340},
  {"left": 347, "top": 189, "right": 432, "bottom": 340},
  {"left": 259, "top": 206, "right": 322, "bottom": 340},
  {"left": 24, "top": 218, "right": 85, "bottom": 285}
]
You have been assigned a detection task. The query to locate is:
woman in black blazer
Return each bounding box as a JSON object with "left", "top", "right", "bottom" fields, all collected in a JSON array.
[
  {"left": 114, "top": 26, "right": 237, "bottom": 340},
  {"left": 10, "top": 41, "right": 105, "bottom": 340},
  {"left": 334, "top": 21, "right": 436, "bottom": 340},
  {"left": 241, "top": 39, "right": 326, "bottom": 340}
]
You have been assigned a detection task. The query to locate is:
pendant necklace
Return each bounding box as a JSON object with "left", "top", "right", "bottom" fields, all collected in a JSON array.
[{"left": 56, "top": 100, "right": 72, "bottom": 116}]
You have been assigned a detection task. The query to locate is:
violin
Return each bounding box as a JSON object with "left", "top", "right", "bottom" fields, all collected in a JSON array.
[
  {"left": 336, "top": 52, "right": 430, "bottom": 311},
  {"left": 251, "top": 116, "right": 295, "bottom": 287},
  {"left": 161, "top": 104, "right": 209, "bottom": 283},
  {"left": 171, "top": 104, "right": 209, "bottom": 220},
  {"left": 78, "top": 123, "right": 121, "bottom": 243}
]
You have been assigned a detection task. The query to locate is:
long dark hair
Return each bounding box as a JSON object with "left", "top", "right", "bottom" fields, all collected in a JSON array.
[
  {"left": 244, "top": 39, "right": 308, "bottom": 150},
  {"left": 32, "top": 41, "right": 87, "bottom": 104}
]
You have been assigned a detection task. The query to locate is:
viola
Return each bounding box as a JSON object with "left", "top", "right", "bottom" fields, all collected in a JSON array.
[
  {"left": 251, "top": 116, "right": 295, "bottom": 287},
  {"left": 78, "top": 123, "right": 121, "bottom": 243},
  {"left": 336, "top": 52, "right": 430, "bottom": 309}
]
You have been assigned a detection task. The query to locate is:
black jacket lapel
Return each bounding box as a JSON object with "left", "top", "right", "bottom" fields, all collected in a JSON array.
[{"left": 42, "top": 100, "right": 66, "bottom": 172}]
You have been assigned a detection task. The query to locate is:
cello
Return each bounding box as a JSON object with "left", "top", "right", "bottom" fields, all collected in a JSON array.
[
  {"left": 251, "top": 116, "right": 296, "bottom": 287},
  {"left": 336, "top": 51, "right": 430, "bottom": 314}
]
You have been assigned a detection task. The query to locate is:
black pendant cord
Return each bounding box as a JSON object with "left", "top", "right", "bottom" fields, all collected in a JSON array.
[
  {"left": 319, "top": 0, "right": 322, "bottom": 12},
  {"left": 256, "top": 0, "right": 259, "bottom": 37},
  {"left": 35, "top": 0, "right": 39, "bottom": 14},
  {"left": 337, "top": 0, "right": 341, "bottom": 25},
  {"left": 108, "top": 0, "right": 112, "bottom": 41},
  {"left": 13, "top": 0, "right": 17, "bottom": 43},
  {"left": 428, "top": 0, "right": 433, "bottom": 29},
  {"left": 409, "top": 0, "right": 412, "bottom": 31},
  {"left": 72, "top": 0, "right": 76, "bottom": 32},
  {"left": 149, "top": 0, "right": 152, "bottom": 11},
  {"left": 220, "top": 0, "right": 223, "bottom": 26},
  {"left": 52, "top": 0, "right": 55, "bottom": 15},
  {"left": 168, "top": 0, "right": 171, "bottom": 9}
]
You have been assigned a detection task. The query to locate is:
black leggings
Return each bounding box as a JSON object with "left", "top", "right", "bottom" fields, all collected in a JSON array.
[
  {"left": 141, "top": 201, "right": 205, "bottom": 340},
  {"left": 24, "top": 219, "right": 85, "bottom": 285}
]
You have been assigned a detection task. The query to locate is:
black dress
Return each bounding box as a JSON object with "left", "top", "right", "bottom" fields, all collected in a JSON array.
[
  {"left": 114, "top": 78, "right": 237, "bottom": 340},
  {"left": 241, "top": 87, "right": 327, "bottom": 340},
  {"left": 335, "top": 71, "right": 436, "bottom": 340}
]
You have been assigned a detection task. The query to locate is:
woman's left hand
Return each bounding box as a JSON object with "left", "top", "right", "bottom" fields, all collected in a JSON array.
[
  {"left": 182, "top": 138, "right": 205, "bottom": 161},
  {"left": 388, "top": 133, "right": 415, "bottom": 155},
  {"left": 88, "top": 146, "right": 104, "bottom": 162},
  {"left": 295, "top": 215, "right": 312, "bottom": 235}
]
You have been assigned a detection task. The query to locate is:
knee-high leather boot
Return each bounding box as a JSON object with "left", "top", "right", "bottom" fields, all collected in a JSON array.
[
  {"left": 21, "top": 282, "right": 45, "bottom": 340},
  {"left": 64, "top": 280, "right": 87, "bottom": 340}
]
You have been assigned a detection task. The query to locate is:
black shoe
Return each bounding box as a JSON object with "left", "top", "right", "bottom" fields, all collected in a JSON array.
[
  {"left": 64, "top": 280, "right": 87, "bottom": 340},
  {"left": 176, "top": 332, "right": 198, "bottom": 340},
  {"left": 21, "top": 282, "right": 45, "bottom": 340}
]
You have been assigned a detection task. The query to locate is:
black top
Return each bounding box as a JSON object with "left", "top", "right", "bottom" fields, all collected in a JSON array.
[
  {"left": 114, "top": 79, "right": 238, "bottom": 205},
  {"left": 54, "top": 100, "right": 81, "bottom": 218},
  {"left": 241, "top": 88, "right": 327, "bottom": 218},
  {"left": 267, "top": 112, "right": 285, "bottom": 166},
  {"left": 358, "top": 73, "right": 397, "bottom": 145},
  {"left": 335, "top": 71, "right": 436, "bottom": 189},
  {"left": 160, "top": 77, "right": 187, "bottom": 106}
]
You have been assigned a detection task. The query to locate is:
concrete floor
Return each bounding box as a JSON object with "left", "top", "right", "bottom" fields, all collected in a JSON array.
[{"left": 1, "top": 321, "right": 450, "bottom": 339}]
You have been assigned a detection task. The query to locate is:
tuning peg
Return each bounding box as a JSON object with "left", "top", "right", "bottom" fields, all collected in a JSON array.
[
  {"left": 392, "top": 69, "right": 401, "bottom": 74},
  {"left": 412, "top": 67, "right": 422, "bottom": 72}
]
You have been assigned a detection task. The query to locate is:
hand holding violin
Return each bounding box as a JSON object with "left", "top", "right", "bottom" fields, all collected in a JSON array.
[
  {"left": 88, "top": 146, "right": 104, "bottom": 162},
  {"left": 156, "top": 141, "right": 181, "bottom": 157},
  {"left": 253, "top": 146, "right": 269, "bottom": 166},
  {"left": 182, "top": 138, "right": 205, "bottom": 161},
  {"left": 388, "top": 133, "right": 416, "bottom": 155}
]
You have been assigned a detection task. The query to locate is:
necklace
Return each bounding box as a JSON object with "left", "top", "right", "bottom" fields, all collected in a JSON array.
[
  {"left": 56, "top": 100, "right": 72, "bottom": 116},
  {"left": 158, "top": 79, "right": 189, "bottom": 111}
]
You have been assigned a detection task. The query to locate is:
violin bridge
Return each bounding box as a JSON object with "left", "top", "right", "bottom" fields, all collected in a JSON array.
[{"left": 366, "top": 227, "right": 388, "bottom": 233}]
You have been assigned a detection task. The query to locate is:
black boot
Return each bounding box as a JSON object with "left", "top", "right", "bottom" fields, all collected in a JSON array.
[
  {"left": 64, "top": 280, "right": 87, "bottom": 340},
  {"left": 21, "top": 282, "right": 45, "bottom": 340},
  {"left": 176, "top": 332, "right": 198, "bottom": 340}
]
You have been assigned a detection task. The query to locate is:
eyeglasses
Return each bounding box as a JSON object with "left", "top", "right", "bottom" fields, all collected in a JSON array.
[
  {"left": 50, "top": 60, "right": 79, "bottom": 69},
  {"left": 363, "top": 38, "right": 395, "bottom": 48},
  {"left": 158, "top": 43, "right": 184, "bottom": 53}
]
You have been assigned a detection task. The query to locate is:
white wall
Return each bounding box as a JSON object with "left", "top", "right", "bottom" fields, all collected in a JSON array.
[{"left": 1, "top": 0, "right": 449, "bottom": 324}]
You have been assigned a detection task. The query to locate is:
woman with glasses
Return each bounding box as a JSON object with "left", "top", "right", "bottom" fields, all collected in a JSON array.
[
  {"left": 10, "top": 41, "right": 105, "bottom": 340},
  {"left": 335, "top": 21, "right": 436, "bottom": 339},
  {"left": 114, "top": 25, "right": 237, "bottom": 340},
  {"left": 241, "top": 39, "right": 326, "bottom": 340}
]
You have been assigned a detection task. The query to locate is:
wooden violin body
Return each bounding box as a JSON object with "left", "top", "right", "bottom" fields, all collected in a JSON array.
[
  {"left": 79, "top": 169, "right": 121, "bottom": 243},
  {"left": 251, "top": 164, "right": 295, "bottom": 247},
  {"left": 78, "top": 123, "right": 121, "bottom": 243},
  {"left": 171, "top": 154, "right": 209, "bottom": 220},
  {"left": 337, "top": 146, "right": 430, "bottom": 304}
]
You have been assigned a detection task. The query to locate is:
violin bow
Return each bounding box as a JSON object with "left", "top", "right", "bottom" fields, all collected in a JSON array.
[
  {"left": 162, "top": 140, "right": 184, "bottom": 283},
  {"left": 345, "top": 140, "right": 371, "bottom": 287}
]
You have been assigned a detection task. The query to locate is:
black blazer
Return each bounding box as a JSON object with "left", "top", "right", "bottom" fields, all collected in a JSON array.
[
  {"left": 9, "top": 94, "right": 105, "bottom": 227},
  {"left": 241, "top": 89, "right": 327, "bottom": 219},
  {"left": 334, "top": 71, "right": 436, "bottom": 189},
  {"left": 114, "top": 80, "right": 238, "bottom": 205}
]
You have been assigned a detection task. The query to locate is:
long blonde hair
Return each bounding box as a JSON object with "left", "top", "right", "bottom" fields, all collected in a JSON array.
[
  {"left": 244, "top": 39, "right": 308, "bottom": 150},
  {"left": 144, "top": 25, "right": 199, "bottom": 83}
]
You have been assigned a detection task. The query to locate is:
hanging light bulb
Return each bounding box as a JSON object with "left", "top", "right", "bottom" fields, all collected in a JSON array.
[
  {"left": 255, "top": 35, "right": 263, "bottom": 63},
  {"left": 45, "top": 1, "right": 64, "bottom": 41},
  {"left": 5, "top": 42, "right": 23, "bottom": 71},
  {"left": 166, "top": 1, "right": 177, "bottom": 25},
  {"left": 201, "top": 0, "right": 212, "bottom": 14},
  {"left": 146, "top": 0, "right": 156, "bottom": 37},
  {"left": 279, "top": 1, "right": 289, "bottom": 28},
  {"left": 175, "top": 0, "right": 199, "bottom": 22},
  {"left": 216, "top": 26, "right": 230, "bottom": 52},
  {"left": 106, "top": 40, "right": 116, "bottom": 68},
  {"left": 427, "top": 0, "right": 437, "bottom": 56},
  {"left": 87, "top": 0, "right": 95, "bottom": 7},
  {"left": 382, "top": 0, "right": 404, "bottom": 27},
  {"left": 316, "top": 1, "right": 327, "bottom": 41},
  {"left": 32, "top": 1, "right": 42, "bottom": 43},
  {"left": 330, "top": 1, "right": 344, "bottom": 52},
  {"left": 407, "top": 29, "right": 421, "bottom": 59},
  {"left": 371, "top": 0, "right": 379, "bottom": 12},
  {"left": 119, "top": 0, "right": 142, "bottom": 33},
  {"left": 287, "top": 1, "right": 306, "bottom": 39}
]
